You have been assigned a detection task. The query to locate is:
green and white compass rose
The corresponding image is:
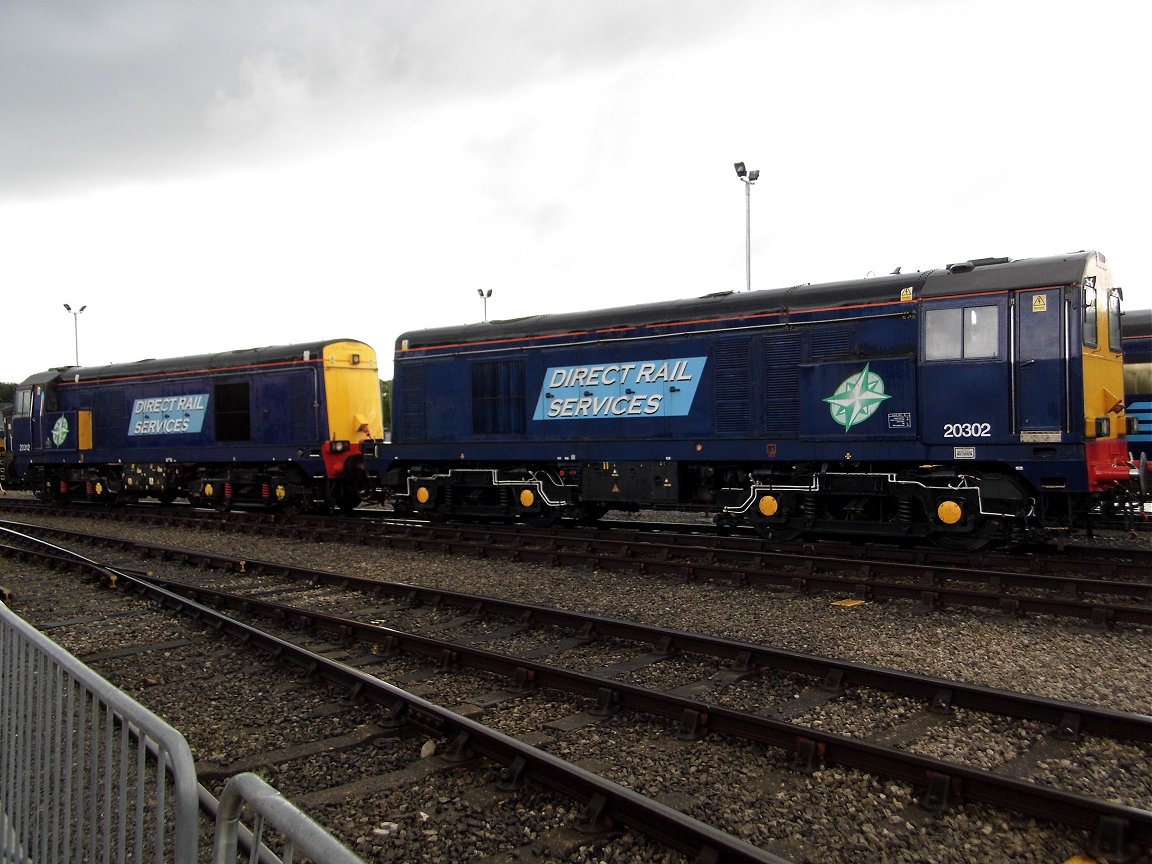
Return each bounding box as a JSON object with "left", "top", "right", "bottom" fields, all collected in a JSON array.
[
  {"left": 50, "top": 416, "right": 70, "bottom": 447},
  {"left": 823, "top": 363, "right": 891, "bottom": 432}
]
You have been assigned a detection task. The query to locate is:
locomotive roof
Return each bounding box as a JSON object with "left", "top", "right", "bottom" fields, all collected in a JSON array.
[
  {"left": 20, "top": 339, "right": 369, "bottom": 387},
  {"left": 1122, "top": 308, "right": 1152, "bottom": 339},
  {"left": 396, "top": 251, "right": 1102, "bottom": 351}
]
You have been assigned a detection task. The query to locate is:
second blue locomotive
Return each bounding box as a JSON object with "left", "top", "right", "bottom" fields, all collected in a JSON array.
[
  {"left": 377, "top": 251, "right": 1134, "bottom": 547},
  {"left": 6, "top": 340, "right": 384, "bottom": 512}
]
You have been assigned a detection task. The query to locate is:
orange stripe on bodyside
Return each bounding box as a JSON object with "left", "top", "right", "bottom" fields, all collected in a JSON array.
[
  {"left": 57, "top": 356, "right": 327, "bottom": 387},
  {"left": 397, "top": 284, "right": 1072, "bottom": 357}
]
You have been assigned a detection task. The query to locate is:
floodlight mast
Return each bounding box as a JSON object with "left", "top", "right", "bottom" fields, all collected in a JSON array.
[
  {"left": 63, "top": 303, "right": 87, "bottom": 365},
  {"left": 733, "top": 162, "right": 759, "bottom": 292},
  {"left": 477, "top": 289, "right": 492, "bottom": 322}
]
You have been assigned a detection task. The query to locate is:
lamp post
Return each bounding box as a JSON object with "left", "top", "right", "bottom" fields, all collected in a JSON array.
[
  {"left": 63, "top": 303, "right": 87, "bottom": 366},
  {"left": 733, "top": 162, "right": 759, "bottom": 292},
  {"left": 477, "top": 289, "right": 492, "bottom": 322}
]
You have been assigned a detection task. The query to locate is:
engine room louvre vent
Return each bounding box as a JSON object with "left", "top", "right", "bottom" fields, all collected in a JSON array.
[
  {"left": 714, "top": 337, "right": 751, "bottom": 435},
  {"left": 289, "top": 376, "right": 312, "bottom": 440},
  {"left": 806, "top": 328, "right": 853, "bottom": 358},
  {"left": 764, "top": 334, "right": 800, "bottom": 437},
  {"left": 215, "top": 382, "right": 251, "bottom": 441},
  {"left": 716, "top": 403, "right": 751, "bottom": 433},
  {"left": 471, "top": 360, "right": 526, "bottom": 435},
  {"left": 398, "top": 366, "right": 427, "bottom": 441},
  {"left": 95, "top": 390, "right": 121, "bottom": 444}
]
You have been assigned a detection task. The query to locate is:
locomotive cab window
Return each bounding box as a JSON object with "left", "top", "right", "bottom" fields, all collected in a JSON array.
[
  {"left": 1082, "top": 280, "right": 1098, "bottom": 348},
  {"left": 14, "top": 389, "right": 32, "bottom": 418},
  {"left": 1108, "top": 289, "right": 1122, "bottom": 353},
  {"left": 924, "top": 305, "right": 999, "bottom": 360}
]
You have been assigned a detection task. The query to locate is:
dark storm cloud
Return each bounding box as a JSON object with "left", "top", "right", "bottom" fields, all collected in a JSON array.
[
  {"left": 0, "top": 0, "right": 752, "bottom": 199},
  {"left": 0, "top": 1, "right": 258, "bottom": 195}
]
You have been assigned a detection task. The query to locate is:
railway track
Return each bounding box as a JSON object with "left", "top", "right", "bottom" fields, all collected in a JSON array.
[
  {"left": 11, "top": 488, "right": 1152, "bottom": 569},
  {"left": 3, "top": 497, "right": 1152, "bottom": 625},
  {"left": 2, "top": 518, "right": 1150, "bottom": 862},
  {"left": 1, "top": 527, "right": 777, "bottom": 863},
  {"left": 7, "top": 494, "right": 1152, "bottom": 578}
]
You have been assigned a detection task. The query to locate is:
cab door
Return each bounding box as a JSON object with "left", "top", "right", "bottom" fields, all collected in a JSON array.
[
  {"left": 26, "top": 386, "right": 43, "bottom": 451},
  {"left": 1014, "top": 288, "right": 1067, "bottom": 434},
  {"left": 920, "top": 297, "right": 1010, "bottom": 445}
]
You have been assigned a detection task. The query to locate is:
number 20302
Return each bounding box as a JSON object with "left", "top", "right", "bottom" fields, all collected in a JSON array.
[{"left": 943, "top": 422, "right": 991, "bottom": 438}]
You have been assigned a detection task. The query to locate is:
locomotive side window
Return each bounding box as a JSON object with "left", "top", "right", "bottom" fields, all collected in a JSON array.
[
  {"left": 1082, "top": 281, "right": 1098, "bottom": 348},
  {"left": 215, "top": 381, "right": 251, "bottom": 441},
  {"left": 924, "top": 305, "right": 999, "bottom": 360},
  {"left": 14, "top": 389, "right": 32, "bottom": 418},
  {"left": 925, "top": 308, "right": 962, "bottom": 359},
  {"left": 964, "top": 306, "right": 998, "bottom": 357}
]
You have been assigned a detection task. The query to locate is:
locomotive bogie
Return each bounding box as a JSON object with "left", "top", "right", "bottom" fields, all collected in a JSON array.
[{"left": 397, "top": 466, "right": 578, "bottom": 524}]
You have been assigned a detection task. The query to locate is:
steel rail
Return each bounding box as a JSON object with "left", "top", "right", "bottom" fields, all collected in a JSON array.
[
  {"left": 9, "top": 495, "right": 1152, "bottom": 578},
  {"left": 132, "top": 574, "right": 1152, "bottom": 857},
  {"left": 153, "top": 569, "right": 1152, "bottom": 743},
  {"left": 0, "top": 530, "right": 787, "bottom": 864},
  {"left": 8, "top": 518, "right": 1152, "bottom": 626},
  {"left": 4, "top": 522, "right": 1152, "bottom": 741},
  {"left": 4, "top": 522, "right": 1151, "bottom": 856}
]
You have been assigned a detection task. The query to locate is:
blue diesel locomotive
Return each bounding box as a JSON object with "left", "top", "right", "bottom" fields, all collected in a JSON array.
[
  {"left": 6, "top": 340, "right": 384, "bottom": 512},
  {"left": 378, "top": 251, "right": 1134, "bottom": 547},
  {"left": 1122, "top": 309, "right": 1152, "bottom": 461},
  {"left": 0, "top": 406, "right": 9, "bottom": 486}
]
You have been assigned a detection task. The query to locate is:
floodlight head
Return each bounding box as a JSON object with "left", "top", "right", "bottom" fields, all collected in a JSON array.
[
  {"left": 477, "top": 289, "right": 484, "bottom": 298},
  {"left": 79, "top": 305, "right": 87, "bottom": 313},
  {"left": 748, "top": 170, "right": 760, "bottom": 182},
  {"left": 63, "top": 303, "right": 71, "bottom": 311},
  {"left": 733, "top": 162, "right": 746, "bottom": 178}
]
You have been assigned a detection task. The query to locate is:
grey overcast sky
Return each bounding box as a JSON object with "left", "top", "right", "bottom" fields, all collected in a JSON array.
[{"left": 1, "top": 0, "right": 1149, "bottom": 383}]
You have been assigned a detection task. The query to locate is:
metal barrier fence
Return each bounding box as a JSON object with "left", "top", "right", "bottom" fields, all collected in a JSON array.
[
  {"left": 1, "top": 600, "right": 201, "bottom": 863},
  {"left": 213, "top": 773, "right": 366, "bottom": 864},
  {"left": 0, "top": 600, "right": 365, "bottom": 864}
]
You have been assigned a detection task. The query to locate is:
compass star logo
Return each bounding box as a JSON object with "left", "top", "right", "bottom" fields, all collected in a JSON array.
[
  {"left": 51, "top": 416, "right": 70, "bottom": 447},
  {"left": 823, "top": 364, "right": 891, "bottom": 432}
]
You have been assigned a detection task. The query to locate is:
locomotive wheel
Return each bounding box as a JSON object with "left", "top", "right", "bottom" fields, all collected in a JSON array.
[
  {"left": 280, "top": 499, "right": 308, "bottom": 516},
  {"left": 752, "top": 523, "right": 802, "bottom": 542},
  {"left": 335, "top": 488, "right": 361, "bottom": 515},
  {"left": 575, "top": 503, "right": 609, "bottom": 525},
  {"left": 930, "top": 532, "right": 992, "bottom": 552},
  {"left": 35, "top": 479, "right": 66, "bottom": 504},
  {"left": 335, "top": 459, "right": 368, "bottom": 514},
  {"left": 522, "top": 506, "right": 560, "bottom": 527}
]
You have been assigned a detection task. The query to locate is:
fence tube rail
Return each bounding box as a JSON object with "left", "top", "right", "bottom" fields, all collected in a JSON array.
[
  {"left": 1, "top": 600, "right": 200, "bottom": 864},
  {"left": 213, "top": 772, "right": 367, "bottom": 864},
  {"left": 2, "top": 594, "right": 369, "bottom": 864}
]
